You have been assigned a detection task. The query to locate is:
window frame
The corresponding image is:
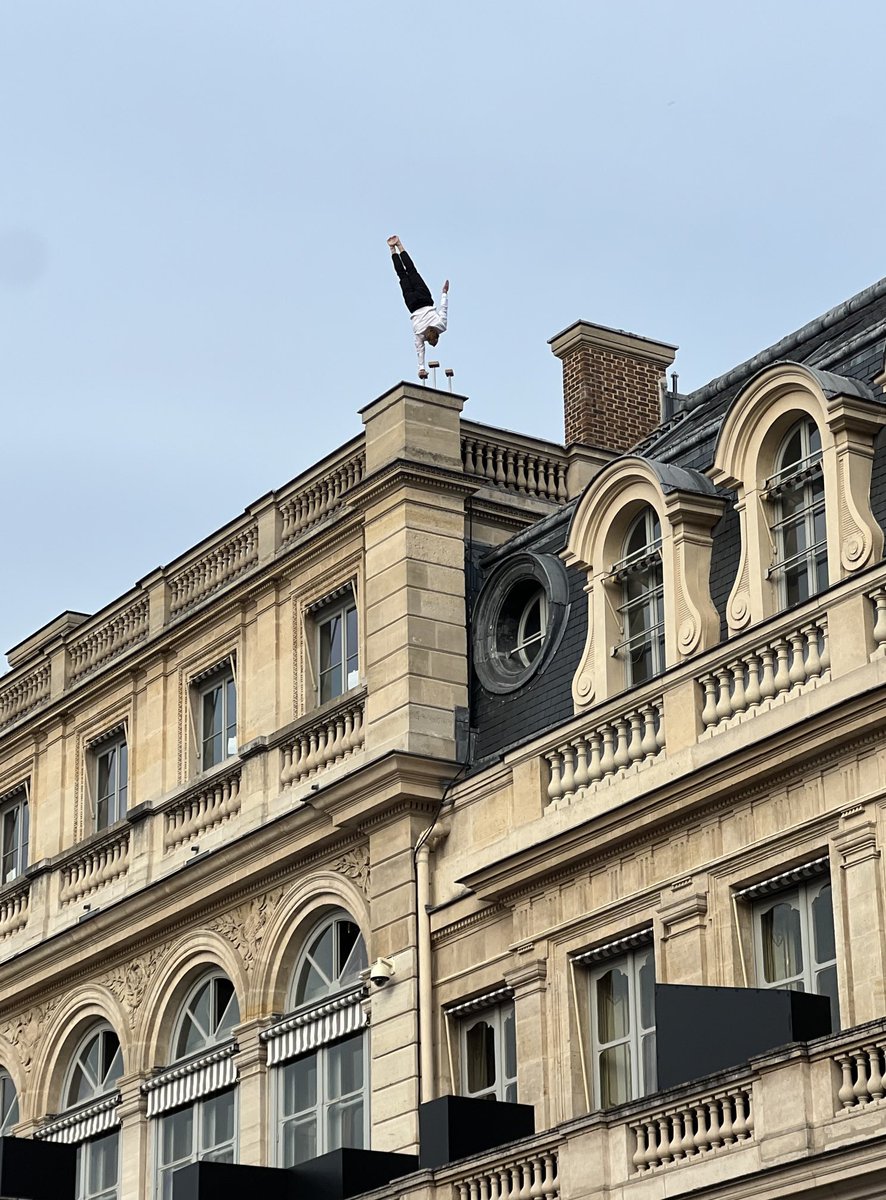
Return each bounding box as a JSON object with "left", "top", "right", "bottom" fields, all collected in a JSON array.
[
  {"left": 316, "top": 600, "right": 360, "bottom": 707},
  {"left": 0, "top": 1069, "right": 19, "bottom": 1135},
  {"left": 155, "top": 1088, "right": 238, "bottom": 1200},
  {"left": 457, "top": 1000, "right": 517, "bottom": 1103},
  {"left": 91, "top": 732, "right": 129, "bottom": 832},
  {"left": 272, "top": 911, "right": 370, "bottom": 1166},
  {"left": 194, "top": 665, "right": 238, "bottom": 773},
  {"left": 172, "top": 972, "right": 241, "bottom": 1062},
  {"left": 766, "top": 417, "right": 828, "bottom": 608},
  {"left": 0, "top": 784, "right": 29, "bottom": 886},
  {"left": 752, "top": 874, "right": 839, "bottom": 1027},
  {"left": 60, "top": 1024, "right": 124, "bottom": 1200},
  {"left": 587, "top": 946, "right": 656, "bottom": 1109},
  {"left": 612, "top": 507, "right": 665, "bottom": 687}
]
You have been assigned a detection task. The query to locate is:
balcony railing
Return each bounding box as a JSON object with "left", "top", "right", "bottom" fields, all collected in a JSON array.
[
  {"left": 279, "top": 692, "right": 366, "bottom": 789},
  {"left": 279, "top": 449, "right": 365, "bottom": 543},
  {"left": 835, "top": 1039, "right": 886, "bottom": 1109},
  {"left": 58, "top": 827, "right": 131, "bottom": 906},
  {"left": 0, "top": 879, "right": 29, "bottom": 939},
  {"left": 163, "top": 765, "right": 242, "bottom": 851},
  {"left": 630, "top": 1083, "right": 754, "bottom": 1172},
  {"left": 546, "top": 697, "right": 664, "bottom": 808},
  {"left": 169, "top": 526, "right": 259, "bottom": 616},
  {"left": 68, "top": 596, "right": 150, "bottom": 681},
  {"left": 698, "top": 616, "right": 829, "bottom": 735},
  {"left": 0, "top": 662, "right": 51, "bottom": 731},
  {"left": 453, "top": 1147, "right": 559, "bottom": 1200},
  {"left": 461, "top": 423, "right": 569, "bottom": 504}
]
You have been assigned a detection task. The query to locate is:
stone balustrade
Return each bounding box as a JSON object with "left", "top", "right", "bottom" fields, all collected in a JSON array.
[
  {"left": 0, "top": 880, "right": 30, "bottom": 939},
  {"left": 279, "top": 449, "right": 365, "bottom": 543},
  {"left": 454, "top": 1148, "right": 559, "bottom": 1200},
  {"left": 279, "top": 693, "right": 365, "bottom": 788},
  {"left": 163, "top": 766, "right": 242, "bottom": 851},
  {"left": 0, "top": 662, "right": 51, "bottom": 731},
  {"left": 546, "top": 699, "right": 664, "bottom": 808},
  {"left": 630, "top": 1085, "right": 754, "bottom": 1172},
  {"left": 169, "top": 525, "right": 259, "bottom": 616},
  {"left": 462, "top": 430, "right": 568, "bottom": 504},
  {"left": 69, "top": 596, "right": 150, "bottom": 681},
  {"left": 698, "top": 616, "right": 829, "bottom": 736},
  {"left": 870, "top": 585, "right": 886, "bottom": 658},
  {"left": 58, "top": 827, "right": 131, "bottom": 906},
  {"left": 835, "top": 1041, "right": 886, "bottom": 1109}
]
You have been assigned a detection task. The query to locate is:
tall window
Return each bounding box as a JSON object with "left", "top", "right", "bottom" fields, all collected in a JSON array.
[
  {"left": 156, "top": 974, "right": 240, "bottom": 1200},
  {"left": 0, "top": 785, "right": 28, "bottom": 885},
  {"left": 273, "top": 912, "right": 368, "bottom": 1166},
  {"left": 768, "top": 418, "right": 827, "bottom": 607},
  {"left": 753, "top": 874, "right": 838, "bottom": 1028},
  {"left": 198, "top": 669, "right": 237, "bottom": 770},
  {"left": 64, "top": 1025, "right": 124, "bottom": 1200},
  {"left": 318, "top": 603, "right": 359, "bottom": 705},
  {"left": 459, "top": 1001, "right": 517, "bottom": 1103},
  {"left": 589, "top": 946, "right": 656, "bottom": 1108},
  {"left": 614, "top": 509, "right": 664, "bottom": 686},
  {"left": 93, "top": 734, "right": 128, "bottom": 830},
  {"left": 0, "top": 1070, "right": 19, "bottom": 1134}
]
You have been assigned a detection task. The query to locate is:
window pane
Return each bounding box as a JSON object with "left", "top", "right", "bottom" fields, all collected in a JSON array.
[
  {"left": 760, "top": 899, "right": 803, "bottom": 984},
  {"left": 320, "top": 616, "right": 343, "bottom": 673},
  {"left": 465, "top": 1020, "right": 496, "bottom": 1094},
  {"left": 328, "top": 1035, "right": 363, "bottom": 1100},
  {"left": 815, "top": 965, "right": 839, "bottom": 1029},
  {"left": 161, "top": 1107, "right": 194, "bottom": 1165},
  {"left": 599, "top": 1043, "right": 631, "bottom": 1108},
  {"left": 97, "top": 749, "right": 114, "bottom": 801},
  {"left": 283, "top": 1055, "right": 318, "bottom": 1117},
  {"left": 283, "top": 1117, "right": 316, "bottom": 1167},
  {"left": 202, "top": 1090, "right": 235, "bottom": 1152},
  {"left": 503, "top": 1005, "right": 516, "bottom": 1082},
  {"left": 319, "top": 665, "right": 343, "bottom": 706},
  {"left": 328, "top": 1098, "right": 363, "bottom": 1151},
  {"left": 88, "top": 1132, "right": 119, "bottom": 1194},
  {"left": 637, "top": 951, "right": 655, "bottom": 1030},
  {"left": 596, "top": 967, "right": 630, "bottom": 1043},
  {"left": 811, "top": 883, "right": 835, "bottom": 965},
  {"left": 641, "top": 1031, "right": 657, "bottom": 1094},
  {"left": 346, "top": 607, "right": 359, "bottom": 688},
  {"left": 214, "top": 978, "right": 239, "bottom": 1038},
  {"left": 226, "top": 677, "right": 237, "bottom": 756}
]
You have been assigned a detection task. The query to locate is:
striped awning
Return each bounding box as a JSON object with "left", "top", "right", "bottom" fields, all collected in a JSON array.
[
  {"left": 444, "top": 986, "right": 514, "bottom": 1017},
  {"left": 36, "top": 1094, "right": 121, "bottom": 1143},
  {"left": 142, "top": 1042, "right": 238, "bottom": 1117},
  {"left": 572, "top": 927, "right": 654, "bottom": 966},
  {"left": 261, "top": 986, "right": 367, "bottom": 1068},
  {"left": 734, "top": 856, "right": 829, "bottom": 901}
]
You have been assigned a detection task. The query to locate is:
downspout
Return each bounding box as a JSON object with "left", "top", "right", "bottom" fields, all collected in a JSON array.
[{"left": 416, "top": 838, "right": 434, "bottom": 1103}]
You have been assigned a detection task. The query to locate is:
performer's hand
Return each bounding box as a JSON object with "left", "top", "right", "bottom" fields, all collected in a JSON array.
[
  {"left": 418, "top": 369, "right": 429, "bottom": 380},
  {"left": 443, "top": 280, "right": 449, "bottom": 293}
]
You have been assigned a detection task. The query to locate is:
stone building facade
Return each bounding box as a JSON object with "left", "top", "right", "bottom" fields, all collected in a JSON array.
[{"left": 2, "top": 277, "right": 886, "bottom": 1200}]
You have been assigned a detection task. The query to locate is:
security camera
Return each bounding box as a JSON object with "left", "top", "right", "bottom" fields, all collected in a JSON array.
[{"left": 369, "top": 957, "right": 395, "bottom": 987}]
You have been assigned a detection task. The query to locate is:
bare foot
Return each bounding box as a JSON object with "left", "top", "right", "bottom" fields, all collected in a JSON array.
[{"left": 387, "top": 235, "right": 399, "bottom": 248}]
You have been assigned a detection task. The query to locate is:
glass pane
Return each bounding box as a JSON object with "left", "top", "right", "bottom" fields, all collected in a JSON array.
[
  {"left": 96, "top": 795, "right": 110, "bottom": 831},
  {"left": 203, "top": 686, "right": 221, "bottom": 739},
  {"left": 465, "top": 1020, "right": 496, "bottom": 1094},
  {"left": 811, "top": 883, "right": 835, "bottom": 965},
  {"left": 815, "top": 965, "right": 840, "bottom": 1029},
  {"left": 328, "top": 1098, "right": 364, "bottom": 1151},
  {"left": 760, "top": 898, "right": 803, "bottom": 984},
  {"left": 346, "top": 607, "right": 359, "bottom": 687},
  {"left": 641, "top": 1031, "right": 656, "bottom": 1094},
  {"left": 103, "top": 1034, "right": 123, "bottom": 1087},
  {"left": 599, "top": 1042, "right": 631, "bottom": 1107},
  {"left": 299, "top": 926, "right": 335, "bottom": 1003},
  {"left": 214, "top": 978, "right": 239, "bottom": 1038},
  {"left": 2, "top": 807, "right": 19, "bottom": 881},
  {"left": 68, "top": 1062, "right": 90, "bottom": 1107},
  {"left": 283, "top": 1054, "right": 318, "bottom": 1116},
  {"left": 161, "top": 1107, "right": 194, "bottom": 1166},
  {"left": 503, "top": 1005, "right": 516, "bottom": 1082},
  {"left": 320, "top": 665, "right": 343, "bottom": 705},
  {"left": 320, "top": 616, "right": 343, "bottom": 673},
  {"left": 328, "top": 1035, "right": 363, "bottom": 1099},
  {"left": 337, "top": 920, "right": 359, "bottom": 978},
  {"left": 178, "top": 981, "right": 212, "bottom": 1058},
  {"left": 339, "top": 925, "right": 368, "bottom": 986},
  {"left": 780, "top": 426, "right": 802, "bottom": 468},
  {"left": 596, "top": 968, "right": 630, "bottom": 1043},
  {"left": 637, "top": 952, "right": 655, "bottom": 1030},
  {"left": 88, "top": 1132, "right": 118, "bottom": 1194},
  {"left": 202, "top": 1090, "right": 235, "bottom": 1151},
  {"left": 283, "top": 1117, "right": 316, "bottom": 1167},
  {"left": 97, "top": 749, "right": 114, "bottom": 801}
]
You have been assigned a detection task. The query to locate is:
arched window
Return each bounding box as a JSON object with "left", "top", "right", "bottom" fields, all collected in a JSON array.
[
  {"left": 43, "top": 1025, "right": 124, "bottom": 1200},
  {"left": 269, "top": 911, "right": 369, "bottom": 1167},
  {"left": 768, "top": 418, "right": 827, "bottom": 606},
  {"left": 0, "top": 1070, "right": 18, "bottom": 1135},
  {"left": 154, "top": 974, "right": 241, "bottom": 1200},
  {"left": 615, "top": 509, "right": 664, "bottom": 686}
]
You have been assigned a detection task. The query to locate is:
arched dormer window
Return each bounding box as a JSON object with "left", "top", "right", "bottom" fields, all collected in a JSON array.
[
  {"left": 152, "top": 973, "right": 241, "bottom": 1199},
  {"left": 616, "top": 509, "right": 665, "bottom": 686},
  {"left": 711, "top": 363, "right": 886, "bottom": 632},
  {"left": 37, "top": 1025, "right": 123, "bottom": 1200},
  {"left": 767, "top": 418, "right": 827, "bottom": 606},
  {"left": 563, "top": 458, "right": 723, "bottom": 710},
  {"left": 0, "top": 1070, "right": 18, "bottom": 1134},
  {"left": 264, "top": 910, "right": 369, "bottom": 1167}
]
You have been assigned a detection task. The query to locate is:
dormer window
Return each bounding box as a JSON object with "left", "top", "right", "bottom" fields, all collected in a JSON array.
[
  {"left": 613, "top": 509, "right": 664, "bottom": 687},
  {"left": 766, "top": 418, "right": 827, "bottom": 607}
]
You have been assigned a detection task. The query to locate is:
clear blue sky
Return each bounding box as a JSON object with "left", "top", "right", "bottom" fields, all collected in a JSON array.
[{"left": 1, "top": 0, "right": 884, "bottom": 660}]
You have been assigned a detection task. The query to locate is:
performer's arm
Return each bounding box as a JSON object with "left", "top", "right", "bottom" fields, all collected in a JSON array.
[
  {"left": 437, "top": 281, "right": 449, "bottom": 331},
  {"left": 415, "top": 330, "right": 426, "bottom": 372}
]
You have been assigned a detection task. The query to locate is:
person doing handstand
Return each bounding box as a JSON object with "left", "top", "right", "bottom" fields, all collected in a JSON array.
[{"left": 388, "top": 236, "right": 449, "bottom": 377}]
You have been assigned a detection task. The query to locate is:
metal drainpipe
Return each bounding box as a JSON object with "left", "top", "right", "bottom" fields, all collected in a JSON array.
[{"left": 416, "top": 839, "right": 434, "bottom": 1103}]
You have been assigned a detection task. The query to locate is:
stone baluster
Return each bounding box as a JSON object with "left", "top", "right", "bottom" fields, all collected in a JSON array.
[
  {"left": 614, "top": 718, "right": 631, "bottom": 772},
  {"left": 632, "top": 1126, "right": 647, "bottom": 1171},
  {"left": 819, "top": 617, "right": 830, "bottom": 674},
  {"left": 789, "top": 630, "right": 808, "bottom": 686},
  {"left": 600, "top": 726, "right": 617, "bottom": 777},
  {"left": 573, "top": 738, "right": 589, "bottom": 792},
  {"left": 680, "top": 1108, "right": 696, "bottom": 1157},
  {"left": 546, "top": 753, "right": 563, "bottom": 804},
  {"left": 587, "top": 732, "right": 603, "bottom": 782},
  {"left": 700, "top": 675, "right": 718, "bottom": 727},
  {"left": 758, "top": 647, "right": 776, "bottom": 700},
  {"left": 628, "top": 711, "right": 644, "bottom": 764},
  {"left": 733, "top": 1091, "right": 749, "bottom": 1138},
  {"left": 803, "top": 622, "right": 822, "bottom": 679},
  {"left": 853, "top": 1050, "right": 870, "bottom": 1103},
  {"left": 640, "top": 705, "right": 658, "bottom": 758},
  {"left": 866, "top": 1045, "right": 884, "bottom": 1100},
  {"left": 559, "top": 746, "right": 575, "bottom": 799}
]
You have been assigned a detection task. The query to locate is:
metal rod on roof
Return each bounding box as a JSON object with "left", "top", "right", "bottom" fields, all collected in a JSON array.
[
  {"left": 429, "top": 360, "right": 440, "bottom": 389},
  {"left": 445, "top": 367, "right": 454, "bottom": 392}
]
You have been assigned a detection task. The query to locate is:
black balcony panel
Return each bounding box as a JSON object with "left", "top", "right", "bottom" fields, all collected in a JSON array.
[
  {"left": 419, "top": 1095, "right": 536, "bottom": 1169},
  {"left": 288, "top": 1147, "right": 419, "bottom": 1200},
  {"left": 171, "top": 1161, "right": 296, "bottom": 1200},
  {"left": 0, "top": 1136, "right": 77, "bottom": 1200}
]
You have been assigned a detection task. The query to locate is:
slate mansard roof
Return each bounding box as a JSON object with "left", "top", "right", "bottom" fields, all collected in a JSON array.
[{"left": 470, "top": 276, "right": 886, "bottom": 764}]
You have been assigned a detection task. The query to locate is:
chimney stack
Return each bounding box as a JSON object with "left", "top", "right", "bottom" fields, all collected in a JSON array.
[{"left": 549, "top": 321, "right": 677, "bottom": 452}]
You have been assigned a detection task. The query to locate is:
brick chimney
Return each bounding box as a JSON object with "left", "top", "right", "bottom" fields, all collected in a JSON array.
[{"left": 549, "top": 321, "right": 677, "bottom": 452}]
